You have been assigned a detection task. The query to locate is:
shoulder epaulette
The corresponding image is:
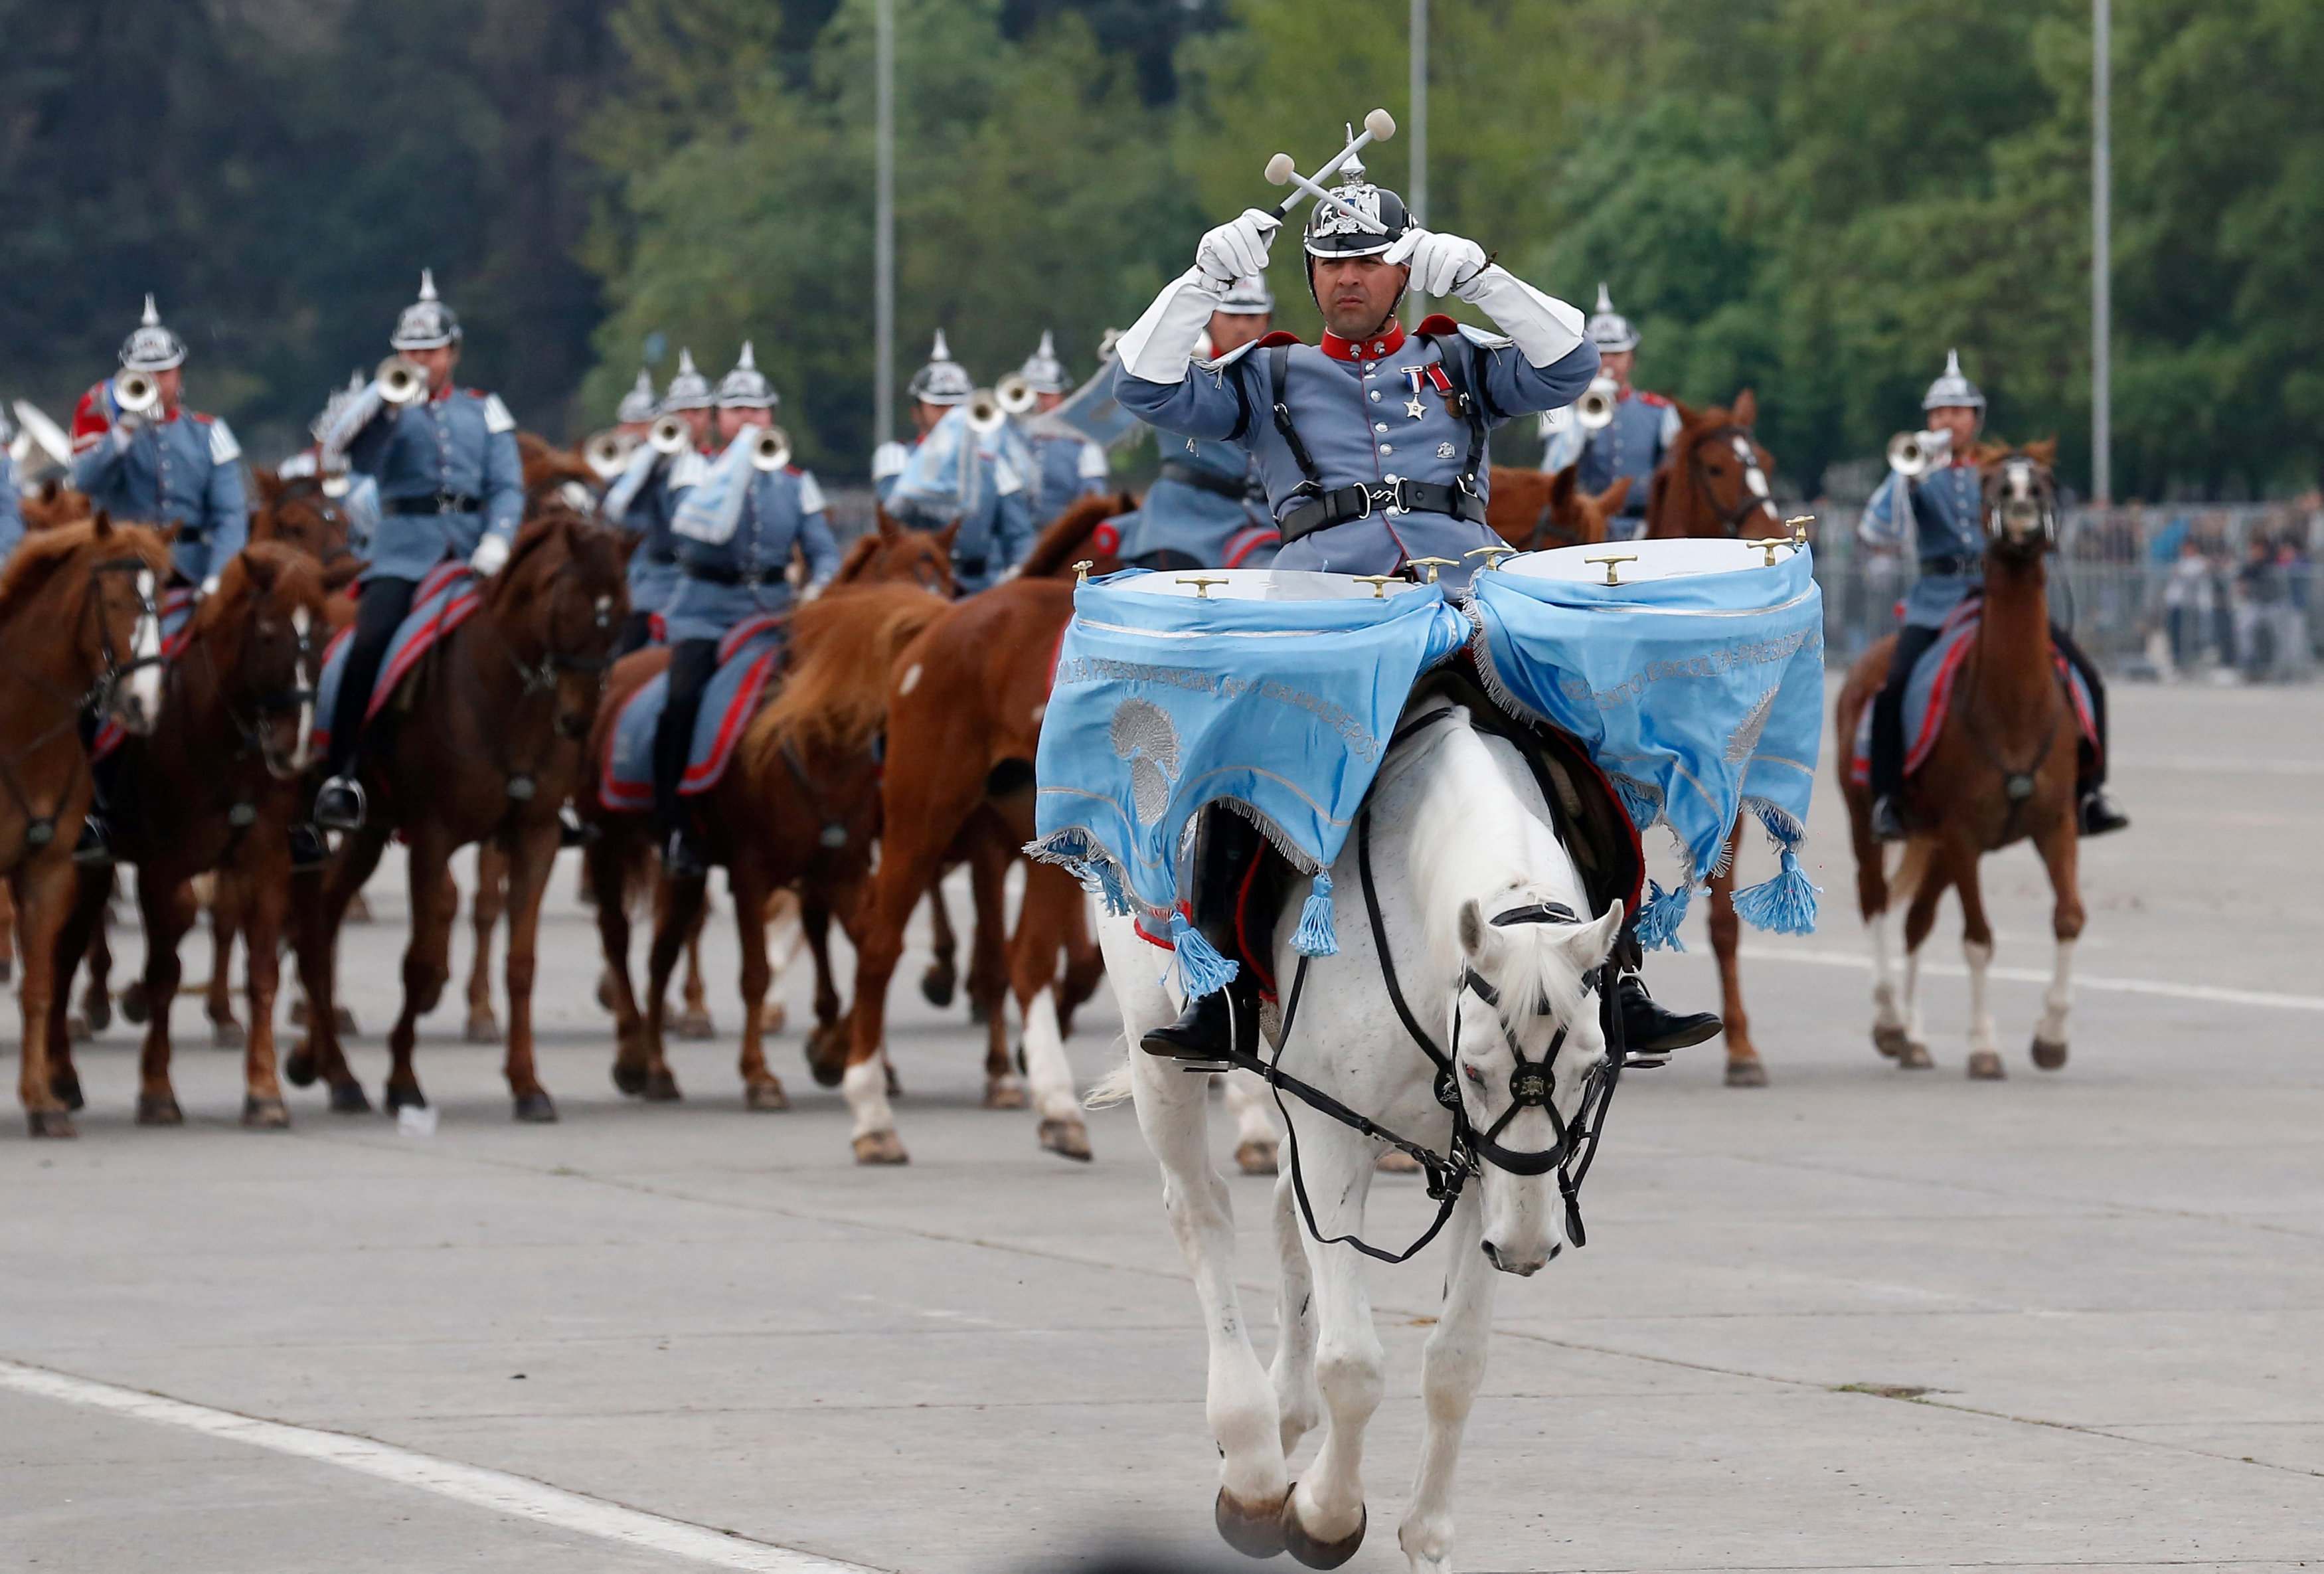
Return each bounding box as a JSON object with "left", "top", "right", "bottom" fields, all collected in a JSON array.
[
  {"left": 1636, "top": 391, "right": 1673, "bottom": 408},
  {"left": 1415, "top": 313, "right": 1461, "bottom": 337},
  {"left": 1453, "top": 322, "right": 1513, "bottom": 351}
]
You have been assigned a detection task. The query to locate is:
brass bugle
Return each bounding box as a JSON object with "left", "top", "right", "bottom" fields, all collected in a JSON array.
[
  {"left": 647, "top": 413, "right": 690, "bottom": 455},
  {"left": 1886, "top": 428, "right": 1950, "bottom": 480},
  {"left": 995, "top": 373, "right": 1040, "bottom": 418},
  {"left": 748, "top": 424, "right": 792, "bottom": 473},
  {"left": 964, "top": 388, "right": 1007, "bottom": 436},
  {"left": 1574, "top": 377, "right": 1618, "bottom": 432},
  {"left": 584, "top": 428, "right": 636, "bottom": 480},
  {"left": 377, "top": 353, "right": 430, "bottom": 407},
  {"left": 114, "top": 368, "right": 162, "bottom": 418}
]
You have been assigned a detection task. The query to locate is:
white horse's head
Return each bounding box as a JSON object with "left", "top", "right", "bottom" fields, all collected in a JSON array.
[{"left": 1450, "top": 895, "right": 1623, "bottom": 1276}]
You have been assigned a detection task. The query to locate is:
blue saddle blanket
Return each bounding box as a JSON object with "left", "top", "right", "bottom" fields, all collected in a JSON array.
[
  {"left": 1847, "top": 597, "right": 2098, "bottom": 786},
  {"left": 1467, "top": 540, "right": 1827, "bottom": 945},
  {"left": 1030, "top": 570, "right": 1470, "bottom": 970},
  {"left": 598, "top": 613, "right": 789, "bottom": 812},
  {"left": 312, "top": 561, "right": 479, "bottom": 758}
]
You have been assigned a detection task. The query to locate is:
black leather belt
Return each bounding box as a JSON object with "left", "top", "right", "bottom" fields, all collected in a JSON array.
[
  {"left": 683, "top": 563, "right": 788, "bottom": 588},
  {"left": 1159, "top": 460, "right": 1251, "bottom": 503},
  {"left": 1278, "top": 480, "right": 1488, "bottom": 546},
  {"left": 384, "top": 493, "right": 484, "bottom": 517},
  {"left": 1921, "top": 554, "right": 1978, "bottom": 576},
  {"left": 645, "top": 545, "right": 679, "bottom": 565}
]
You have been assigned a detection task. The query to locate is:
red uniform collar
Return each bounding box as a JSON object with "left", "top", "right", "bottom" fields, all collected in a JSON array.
[{"left": 1318, "top": 319, "right": 1406, "bottom": 363}]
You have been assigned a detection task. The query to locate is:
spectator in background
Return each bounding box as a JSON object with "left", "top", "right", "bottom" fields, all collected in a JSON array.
[
  {"left": 2276, "top": 535, "right": 2313, "bottom": 677},
  {"left": 2162, "top": 535, "right": 2214, "bottom": 676},
  {"left": 2235, "top": 533, "right": 2288, "bottom": 680}
]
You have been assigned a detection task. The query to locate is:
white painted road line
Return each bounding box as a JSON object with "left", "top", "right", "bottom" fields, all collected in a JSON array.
[
  {"left": 0, "top": 1358, "right": 879, "bottom": 1574},
  {"left": 1739, "top": 946, "right": 2324, "bottom": 1013},
  {"left": 2112, "top": 752, "right": 2324, "bottom": 777}
]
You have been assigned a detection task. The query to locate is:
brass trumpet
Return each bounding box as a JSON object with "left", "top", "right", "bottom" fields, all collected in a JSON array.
[
  {"left": 114, "top": 367, "right": 163, "bottom": 420},
  {"left": 377, "top": 353, "right": 430, "bottom": 407},
  {"left": 583, "top": 428, "right": 637, "bottom": 480},
  {"left": 647, "top": 413, "right": 691, "bottom": 455},
  {"left": 1886, "top": 428, "right": 1951, "bottom": 480},
  {"left": 964, "top": 388, "right": 1008, "bottom": 437},
  {"left": 995, "top": 373, "right": 1040, "bottom": 418},
  {"left": 1574, "top": 376, "right": 1619, "bottom": 432},
  {"left": 748, "top": 424, "right": 792, "bottom": 473}
]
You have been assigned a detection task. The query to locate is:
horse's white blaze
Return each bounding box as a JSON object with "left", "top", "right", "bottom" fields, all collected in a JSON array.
[
  {"left": 1016, "top": 984, "right": 1079, "bottom": 1123},
  {"left": 125, "top": 568, "right": 164, "bottom": 727},
  {"left": 1963, "top": 936, "right": 1999, "bottom": 1056},
  {"left": 2038, "top": 935, "right": 2077, "bottom": 1045},
  {"left": 839, "top": 1056, "right": 894, "bottom": 1140},
  {"left": 289, "top": 605, "right": 317, "bottom": 770},
  {"left": 1733, "top": 434, "right": 1778, "bottom": 521}
]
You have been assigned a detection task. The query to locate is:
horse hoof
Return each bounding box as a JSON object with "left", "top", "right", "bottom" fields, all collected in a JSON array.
[
  {"left": 49, "top": 1069, "right": 84, "bottom": 1112},
  {"left": 763, "top": 1000, "right": 787, "bottom": 1034},
  {"left": 212, "top": 1019, "right": 246, "bottom": 1051},
  {"left": 67, "top": 1013, "right": 93, "bottom": 1044},
  {"left": 284, "top": 1048, "right": 317, "bottom": 1088},
  {"left": 345, "top": 893, "right": 373, "bottom": 924},
  {"left": 612, "top": 1060, "right": 649, "bottom": 1097},
  {"left": 744, "top": 1079, "right": 789, "bottom": 1112},
  {"left": 27, "top": 1109, "right": 76, "bottom": 1139},
  {"left": 853, "top": 1130, "right": 910, "bottom": 1166},
  {"left": 290, "top": 998, "right": 308, "bottom": 1027},
  {"left": 1039, "top": 1117, "right": 1092, "bottom": 1162},
  {"left": 2031, "top": 1036, "right": 2069, "bottom": 1071},
  {"left": 919, "top": 964, "right": 955, "bottom": 1009},
  {"left": 241, "top": 1096, "right": 290, "bottom": 1130},
  {"left": 596, "top": 970, "right": 616, "bottom": 1013},
  {"left": 643, "top": 1068, "right": 682, "bottom": 1102},
  {"left": 333, "top": 1004, "right": 359, "bottom": 1035},
  {"left": 1236, "top": 1139, "right": 1280, "bottom": 1176},
  {"left": 674, "top": 1007, "right": 715, "bottom": 1041},
  {"left": 1966, "top": 1049, "right": 2006, "bottom": 1081},
  {"left": 513, "top": 1091, "right": 559, "bottom": 1123},
  {"left": 1280, "top": 1492, "right": 1365, "bottom": 1569},
  {"left": 83, "top": 995, "right": 111, "bottom": 1034},
  {"left": 463, "top": 1013, "right": 501, "bottom": 1045},
  {"left": 135, "top": 1093, "right": 183, "bottom": 1126},
  {"left": 805, "top": 1048, "right": 845, "bottom": 1089},
  {"left": 118, "top": 982, "right": 149, "bottom": 1025},
  {"left": 1376, "top": 1148, "right": 1424, "bottom": 1175},
  {"left": 1872, "top": 1024, "right": 1909, "bottom": 1060},
  {"left": 1214, "top": 1486, "right": 1289, "bottom": 1559},
  {"left": 1897, "top": 1040, "right": 1935, "bottom": 1070},
  {"left": 329, "top": 1081, "right": 371, "bottom": 1115},
  {"left": 983, "top": 1075, "right": 1029, "bottom": 1110},
  {"left": 884, "top": 1061, "right": 904, "bottom": 1098},
  {"left": 1725, "top": 1058, "right": 1770, "bottom": 1088},
  {"left": 0, "top": 956, "right": 11, "bottom": 984},
  {"left": 384, "top": 1083, "right": 427, "bottom": 1113},
  {"left": 968, "top": 999, "right": 989, "bottom": 1027}
]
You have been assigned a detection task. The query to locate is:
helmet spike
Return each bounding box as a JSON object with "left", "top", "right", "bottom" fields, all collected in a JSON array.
[
  {"left": 1037, "top": 329, "right": 1056, "bottom": 359},
  {"left": 1596, "top": 282, "right": 1614, "bottom": 314},
  {"left": 736, "top": 339, "right": 757, "bottom": 371},
  {"left": 418, "top": 268, "right": 438, "bottom": 302},
  {"left": 141, "top": 294, "right": 161, "bottom": 327},
  {"left": 930, "top": 329, "right": 951, "bottom": 362},
  {"left": 676, "top": 348, "right": 697, "bottom": 377}
]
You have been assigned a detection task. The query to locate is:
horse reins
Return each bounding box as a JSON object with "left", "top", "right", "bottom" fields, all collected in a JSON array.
[
  {"left": 447, "top": 547, "right": 616, "bottom": 810},
  {"left": 1687, "top": 425, "right": 1780, "bottom": 537}
]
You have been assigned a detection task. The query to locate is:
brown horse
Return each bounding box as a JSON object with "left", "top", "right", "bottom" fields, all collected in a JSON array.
[
  {"left": 579, "top": 520, "right": 956, "bottom": 1106},
  {"left": 284, "top": 507, "right": 627, "bottom": 1120},
  {"left": 1485, "top": 463, "right": 1634, "bottom": 551},
  {"left": 44, "top": 543, "right": 328, "bottom": 1127},
  {"left": 1643, "top": 392, "right": 1791, "bottom": 1087},
  {"left": 827, "top": 494, "right": 1133, "bottom": 1164},
  {"left": 0, "top": 515, "right": 171, "bottom": 1136},
  {"left": 1836, "top": 441, "right": 2083, "bottom": 1080}
]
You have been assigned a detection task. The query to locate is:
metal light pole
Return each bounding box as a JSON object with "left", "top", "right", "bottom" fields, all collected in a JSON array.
[
  {"left": 874, "top": 0, "right": 896, "bottom": 449},
  {"left": 2091, "top": 0, "right": 2111, "bottom": 503},
  {"left": 1407, "top": 0, "right": 1428, "bottom": 324}
]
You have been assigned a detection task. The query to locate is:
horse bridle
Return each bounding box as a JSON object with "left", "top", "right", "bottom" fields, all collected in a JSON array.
[
  {"left": 1687, "top": 425, "right": 1781, "bottom": 537},
  {"left": 270, "top": 477, "right": 361, "bottom": 576},
  {"left": 194, "top": 606, "right": 322, "bottom": 784},
  {"left": 459, "top": 553, "right": 618, "bottom": 807}
]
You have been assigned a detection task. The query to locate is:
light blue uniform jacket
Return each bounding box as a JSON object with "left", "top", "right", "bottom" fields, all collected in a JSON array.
[
  {"left": 662, "top": 434, "right": 839, "bottom": 644},
  {"left": 342, "top": 386, "right": 524, "bottom": 583},
  {"left": 70, "top": 383, "right": 248, "bottom": 583},
  {"left": 1861, "top": 462, "right": 1987, "bottom": 628}
]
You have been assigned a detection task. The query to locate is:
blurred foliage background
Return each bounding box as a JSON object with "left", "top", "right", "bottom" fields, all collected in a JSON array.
[{"left": 2, "top": 0, "right": 2317, "bottom": 497}]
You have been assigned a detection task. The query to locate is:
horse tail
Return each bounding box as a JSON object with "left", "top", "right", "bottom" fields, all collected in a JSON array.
[
  {"left": 1890, "top": 835, "right": 1936, "bottom": 909},
  {"left": 743, "top": 584, "right": 950, "bottom": 771},
  {"left": 1083, "top": 1058, "right": 1135, "bottom": 1110}
]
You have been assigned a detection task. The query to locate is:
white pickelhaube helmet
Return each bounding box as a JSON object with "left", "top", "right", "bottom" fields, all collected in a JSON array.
[
  {"left": 1302, "top": 139, "right": 1411, "bottom": 260},
  {"left": 616, "top": 368, "right": 658, "bottom": 424},
  {"left": 1216, "top": 276, "right": 1275, "bottom": 315},
  {"left": 659, "top": 349, "right": 713, "bottom": 412},
  {"left": 1922, "top": 347, "right": 1986, "bottom": 410},
  {"left": 1017, "top": 331, "right": 1069, "bottom": 396},
  {"left": 390, "top": 269, "right": 461, "bottom": 350},
  {"left": 120, "top": 294, "right": 188, "bottom": 372},
  {"left": 907, "top": 329, "right": 974, "bottom": 407},
  {"left": 1585, "top": 284, "right": 1639, "bottom": 355},
  {"left": 716, "top": 341, "right": 777, "bottom": 408}
]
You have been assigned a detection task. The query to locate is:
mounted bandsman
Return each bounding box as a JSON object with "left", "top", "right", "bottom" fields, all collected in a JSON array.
[
  {"left": 312, "top": 269, "right": 525, "bottom": 834},
  {"left": 1538, "top": 284, "right": 1677, "bottom": 542},
  {"left": 70, "top": 295, "right": 248, "bottom": 591},
  {"left": 1114, "top": 160, "right": 1716, "bottom": 1064},
  {"left": 875, "top": 331, "right": 1033, "bottom": 594},
  {"left": 603, "top": 349, "right": 716, "bottom": 657},
  {"left": 614, "top": 368, "right": 659, "bottom": 444},
  {"left": 652, "top": 343, "right": 837, "bottom": 877},
  {"left": 1861, "top": 349, "right": 2127, "bottom": 841},
  {"left": 1013, "top": 331, "right": 1110, "bottom": 524},
  {"left": 1114, "top": 276, "right": 1280, "bottom": 571}
]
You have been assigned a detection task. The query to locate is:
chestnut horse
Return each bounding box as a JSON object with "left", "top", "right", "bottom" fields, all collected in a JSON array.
[
  {"left": 44, "top": 543, "right": 327, "bottom": 1127},
  {"left": 1645, "top": 391, "right": 1792, "bottom": 1087},
  {"left": 0, "top": 515, "right": 171, "bottom": 1136},
  {"left": 1485, "top": 463, "right": 1634, "bottom": 551},
  {"left": 827, "top": 493, "right": 1133, "bottom": 1164},
  {"left": 285, "top": 507, "right": 627, "bottom": 1120},
  {"left": 1836, "top": 442, "right": 2082, "bottom": 1080}
]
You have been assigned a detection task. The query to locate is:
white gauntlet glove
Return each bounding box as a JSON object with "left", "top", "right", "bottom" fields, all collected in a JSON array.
[
  {"left": 469, "top": 533, "right": 511, "bottom": 578},
  {"left": 1384, "top": 227, "right": 1489, "bottom": 300},
  {"left": 1196, "top": 208, "right": 1281, "bottom": 284}
]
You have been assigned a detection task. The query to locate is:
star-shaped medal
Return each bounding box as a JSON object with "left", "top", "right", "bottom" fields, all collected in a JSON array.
[{"left": 1402, "top": 367, "right": 1427, "bottom": 420}]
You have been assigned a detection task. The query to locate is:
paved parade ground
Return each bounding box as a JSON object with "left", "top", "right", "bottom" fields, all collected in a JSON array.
[{"left": 4, "top": 681, "right": 2321, "bottom": 1573}]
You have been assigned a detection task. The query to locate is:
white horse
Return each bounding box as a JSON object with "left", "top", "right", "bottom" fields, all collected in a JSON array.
[{"left": 1095, "top": 690, "right": 1625, "bottom": 1573}]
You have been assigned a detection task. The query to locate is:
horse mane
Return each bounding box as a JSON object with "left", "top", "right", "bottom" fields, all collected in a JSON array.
[
  {"left": 1020, "top": 491, "right": 1137, "bottom": 580},
  {"left": 22, "top": 480, "right": 92, "bottom": 533},
  {"left": 742, "top": 584, "right": 950, "bottom": 768},
  {"left": 0, "top": 515, "right": 169, "bottom": 628},
  {"left": 186, "top": 542, "right": 327, "bottom": 654},
  {"left": 519, "top": 432, "right": 595, "bottom": 497}
]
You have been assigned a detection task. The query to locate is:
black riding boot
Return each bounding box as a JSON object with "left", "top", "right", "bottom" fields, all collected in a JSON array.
[
  {"left": 1140, "top": 809, "right": 1266, "bottom": 1062},
  {"left": 2050, "top": 622, "right": 2130, "bottom": 837},
  {"left": 1616, "top": 974, "right": 1721, "bottom": 1056},
  {"left": 1868, "top": 624, "right": 1940, "bottom": 841}
]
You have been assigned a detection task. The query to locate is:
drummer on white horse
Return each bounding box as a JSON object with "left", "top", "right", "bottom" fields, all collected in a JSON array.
[{"left": 1112, "top": 153, "right": 1720, "bottom": 1065}]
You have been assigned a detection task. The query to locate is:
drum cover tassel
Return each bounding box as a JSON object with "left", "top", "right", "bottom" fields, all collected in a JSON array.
[
  {"left": 1290, "top": 871, "right": 1339, "bottom": 957},
  {"left": 1634, "top": 877, "right": 1693, "bottom": 952},
  {"left": 1169, "top": 911, "right": 1240, "bottom": 998}
]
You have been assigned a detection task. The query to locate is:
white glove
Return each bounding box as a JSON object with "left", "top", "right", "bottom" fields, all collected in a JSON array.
[
  {"left": 1196, "top": 209, "right": 1280, "bottom": 284},
  {"left": 200, "top": 574, "right": 220, "bottom": 598},
  {"left": 469, "top": 533, "right": 511, "bottom": 578},
  {"left": 1384, "top": 227, "right": 1489, "bottom": 300}
]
